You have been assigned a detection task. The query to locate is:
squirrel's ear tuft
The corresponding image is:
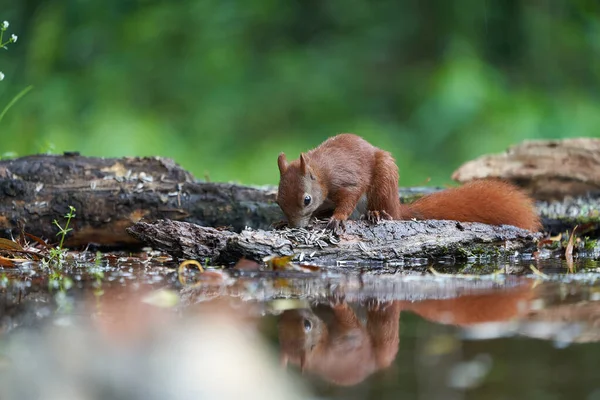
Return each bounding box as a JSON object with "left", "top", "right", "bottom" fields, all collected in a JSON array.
[
  {"left": 277, "top": 153, "right": 289, "bottom": 175},
  {"left": 300, "top": 153, "right": 315, "bottom": 179},
  {"left": 299, "top": 153, "right": 310, "bottom": 175}
]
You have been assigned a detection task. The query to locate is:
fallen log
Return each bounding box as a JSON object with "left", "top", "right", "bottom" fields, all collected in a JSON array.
[
  {"left": 452, "top": 138, "right": 600, "bottom": 201},
  {"left": 126, "top": 219, "right": 541, "bottom": 265},
  {"left": 0, "top": 153, "right": 595, "bottom": 249},
  {"left": 0, "top": 154, "right": 283, "bottom": 247}
]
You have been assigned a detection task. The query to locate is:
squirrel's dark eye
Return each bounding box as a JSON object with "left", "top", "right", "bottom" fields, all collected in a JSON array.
[
  {"left": 303, "top": 318, "right": 312, "bottom": 332},
  {"left": 303, "top": 195, "right": 311, "bottom": 206}
]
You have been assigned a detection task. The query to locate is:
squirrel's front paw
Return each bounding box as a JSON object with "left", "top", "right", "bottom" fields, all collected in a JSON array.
[
  {"left": 366, "top": 210, "right": 393, "bottom": 224},
  {"left": 326, "top": 217, "right": 346, "bottom": 235}
]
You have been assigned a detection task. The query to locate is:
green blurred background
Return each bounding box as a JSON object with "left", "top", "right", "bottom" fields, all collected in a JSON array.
[{"left": 1, "top": 0, "right": 599, "bottom": 186}]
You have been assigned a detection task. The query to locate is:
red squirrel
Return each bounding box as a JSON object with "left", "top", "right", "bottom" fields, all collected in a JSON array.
[{"left": 277, "top": 134, "right": 541, "bottom": 232}]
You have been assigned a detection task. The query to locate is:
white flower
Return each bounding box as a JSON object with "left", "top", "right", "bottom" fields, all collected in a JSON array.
[
  {"left": 1, "top": 21, "right": 8, "bottom": 30},
  {"left": 0, "top": 72, "right": 4, "bottom": 81},
  {"left": 11, "top": 34, "right": 17, "bottom": 43}
]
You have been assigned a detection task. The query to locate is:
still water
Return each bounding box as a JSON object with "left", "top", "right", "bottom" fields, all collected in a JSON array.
[{"left": 0, "top": 254, "right": 599, "bottom": 400}]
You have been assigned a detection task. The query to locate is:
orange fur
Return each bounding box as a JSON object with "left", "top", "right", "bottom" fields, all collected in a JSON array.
[
  {"left": 278, "top": 283, "right": 536, "bottom": 385},
  {"left": 400, "top": 282, "right": 536, "bottom": 326},
  {"left": 277, "top": 134, "right": 541, "bottom": 231},
  {"left": 405, "top": 180, "right": 542, "bottom": 231},
  {"left": 277, "top": 134, "right": 403, "bottom": 228},
  {"left": 278, "top": 302, "right": 402, "bottom": 386}
]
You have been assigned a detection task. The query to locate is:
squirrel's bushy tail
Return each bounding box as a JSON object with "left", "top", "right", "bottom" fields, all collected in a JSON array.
[{"left": 407, "top": 180, "right": 541, "bottom": 231}]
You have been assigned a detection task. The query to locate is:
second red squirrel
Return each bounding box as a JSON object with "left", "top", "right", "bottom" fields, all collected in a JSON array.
[{"left": 276, "top": 134, "right": 541, "bottom": 232}]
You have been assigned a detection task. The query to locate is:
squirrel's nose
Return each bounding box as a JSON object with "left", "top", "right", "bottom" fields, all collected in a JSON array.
[{"left": 289, "top": 217, "right": 310, "bottom": 228}]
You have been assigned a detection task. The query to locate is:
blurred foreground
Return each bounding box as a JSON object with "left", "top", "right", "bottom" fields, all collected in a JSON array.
[{"left": 1, "top": 255, "right": 600, "bottom": 399}]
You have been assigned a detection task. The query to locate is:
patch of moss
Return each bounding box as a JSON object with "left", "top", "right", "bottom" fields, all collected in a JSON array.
[
  {"left": 429, "top": 242, "right": 506, "bottom": 260},
  {"left": 583, "top": 237, "right": 599, "bottom": 252}
]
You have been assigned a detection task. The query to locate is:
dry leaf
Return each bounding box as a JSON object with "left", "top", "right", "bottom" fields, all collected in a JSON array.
[{"left": 0, "top": 238, "right": 23, "bottom": 251}]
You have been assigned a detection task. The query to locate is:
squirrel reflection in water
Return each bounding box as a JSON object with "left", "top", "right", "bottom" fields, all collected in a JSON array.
[
  {"left": 278, "top": 299, "right": 402, "bottom": 386},
  {"left": 277, "top": 282, "right": 535, "bottom": 386}
]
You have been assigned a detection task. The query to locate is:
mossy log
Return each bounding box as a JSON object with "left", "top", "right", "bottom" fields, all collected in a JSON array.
[
  {"left": 0, "top": 154, "right": 282, "bottom": 247},
  {"left": 0, "top": 153, "right": 597, "bottom": 248},
  {"left": 127, "top": 219, "right": 541, "bottom": 265}
]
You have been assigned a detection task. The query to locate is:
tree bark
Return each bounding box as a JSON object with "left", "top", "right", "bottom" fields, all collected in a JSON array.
[
  {"left": 127, "top": 219, "right": 541, "bottom": 266},
  {"left": 0, "top": 154, "right": 282, "bottom": 247},
  {"left": 452, "top": 138, "right": 600, "bottom": 201},
  {"left": 0, "top": 153, "right": 593, "bottom": 249}
]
